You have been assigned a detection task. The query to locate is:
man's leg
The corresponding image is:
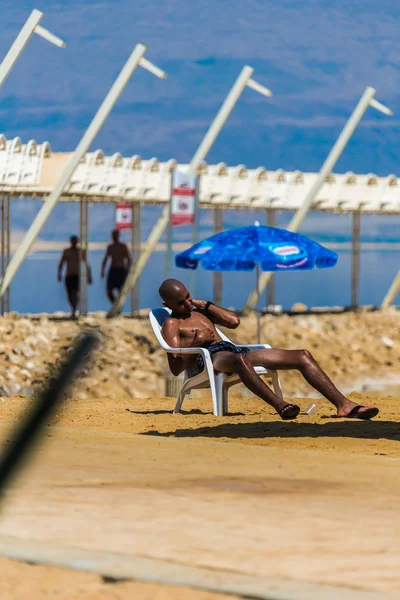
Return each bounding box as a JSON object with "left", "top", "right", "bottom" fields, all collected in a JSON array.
[
  {"left": 65, "top": 278, "right": 78, "bottom": 319},
  {"left": 246, "top": 348, "right": 378, "bottom": 418},
  {"left": 107, "top": 286, "right": 116, "bottom": 304},
  {"left": 106, "top": 269, "right": 116, "bottom": 304},
  {"left": 69, "top": 290, "right": 78, "bottom": 318},
  {"left": 211, "top": 352, "right": 300, "bottom": 419}
]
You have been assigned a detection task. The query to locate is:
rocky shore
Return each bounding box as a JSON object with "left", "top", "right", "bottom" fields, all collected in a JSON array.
[{"left": 0, "top": 308, "right": 398, "bottom": 401}]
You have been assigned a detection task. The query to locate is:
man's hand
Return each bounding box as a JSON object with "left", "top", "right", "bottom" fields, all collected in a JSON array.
[
  {"left": 192, "top": 299, "right": 240, "bottom": 330},
  {"left": 192, "top": 326, "right": 215, "bottom": 347},
  {"left": 192, "top": 299, "right": 207, "bottom": 310}
]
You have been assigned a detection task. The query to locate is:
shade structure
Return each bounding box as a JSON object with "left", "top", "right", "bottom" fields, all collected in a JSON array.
[{"left": 175, "top": 224, "right": 338, "bottom": 272}]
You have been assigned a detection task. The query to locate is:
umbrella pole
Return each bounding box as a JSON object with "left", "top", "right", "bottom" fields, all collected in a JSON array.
[{"left": 256, "top": 264, "right": 261, "bottom": 344}]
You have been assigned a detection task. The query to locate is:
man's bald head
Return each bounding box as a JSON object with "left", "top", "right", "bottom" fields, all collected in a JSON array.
[
  {"left": 159, "top": 279, "right": 192, "bottom": 314},
  {"left": 159, "top": 279, "right": 186, "bottom": 301}
]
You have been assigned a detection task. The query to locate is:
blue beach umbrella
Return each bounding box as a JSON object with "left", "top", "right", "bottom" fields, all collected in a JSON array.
[{"left": 175, "top": 222, "right": 338, "bottom": 341}]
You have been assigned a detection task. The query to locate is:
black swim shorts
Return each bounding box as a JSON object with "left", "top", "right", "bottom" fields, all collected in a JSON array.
[
  {"left": 192, "top": 341, "right": 249, "bottom": 376},
  {"left": 107, "top": 267, "right": 127, "bottom": 290},
  {"left": 65, "top": 275, "right": 80, "bottom": 294}
]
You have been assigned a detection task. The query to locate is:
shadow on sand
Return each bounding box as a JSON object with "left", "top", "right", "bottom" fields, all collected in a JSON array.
[
  {"left": 143, "top": 419, "right": 400, "bottom": 443},
  {"left": 126, "top": 408, "right": 246, "bottom": 417}
]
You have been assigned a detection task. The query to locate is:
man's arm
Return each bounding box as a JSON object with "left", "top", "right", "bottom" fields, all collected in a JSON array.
[
  {"left": 192, "top": 299, "right": 240, "bottom": 329},
  {"left": 100, "top": 246, "right": 110, "bottom": 278},
  {"left": 81, "top": 249, "right": 92, "bottom": 284},
  {"left": 57, "top": 251, "right": 65, "bottom": 282},
  {"left": 124, "top": 244, "right": 132, "bottom": 270},
  {"left": 162, "top": 320, "right": 194, "bottom": 376}
]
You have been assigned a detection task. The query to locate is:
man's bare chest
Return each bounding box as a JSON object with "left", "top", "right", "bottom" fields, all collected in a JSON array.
[{"left": 178, "top": 313, "right": 215, "bottom": 338}]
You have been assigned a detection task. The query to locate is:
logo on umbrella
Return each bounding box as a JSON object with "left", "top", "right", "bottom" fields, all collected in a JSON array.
[
  {"left": 270, "top": 244, "right": 300, "bottom": 257},
  {"left": 194, "top": 246, "right": 212, "bottom": 255}
]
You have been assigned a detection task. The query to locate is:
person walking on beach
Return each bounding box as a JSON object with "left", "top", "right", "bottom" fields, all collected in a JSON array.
[
  {"left": 101, "top": 229, "right": 132, "bottom": 304},
  {"left": 57, "top": 236, "right": 92, "bottom": 319},
  {"left": 159, "top": 278, "right": 379, "bottom": 421}
]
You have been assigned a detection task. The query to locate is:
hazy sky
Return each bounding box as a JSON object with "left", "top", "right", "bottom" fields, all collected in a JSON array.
[{"left": 1, "top": 1, "right": 399, "bottom": 175}]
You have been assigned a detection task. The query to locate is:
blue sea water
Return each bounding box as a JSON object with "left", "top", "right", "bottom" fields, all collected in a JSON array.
[
  {"left": 4, "top": 203, "right": 400, "bottom": 313},
  {"left": 8, "top": 245, "right": 400, "bottom": 314}
]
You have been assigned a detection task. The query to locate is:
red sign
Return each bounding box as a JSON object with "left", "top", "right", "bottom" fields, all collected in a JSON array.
[
  {"left": 115, "top": 203, "right": 132, "bottom": 231},
  {"left": 171, "top": 171, "right": 197, "bottom": 226}
]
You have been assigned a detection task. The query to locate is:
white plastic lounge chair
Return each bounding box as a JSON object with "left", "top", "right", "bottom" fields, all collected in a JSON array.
[{"left": 149, "top": 307, "right": 283, "bottom": 417}]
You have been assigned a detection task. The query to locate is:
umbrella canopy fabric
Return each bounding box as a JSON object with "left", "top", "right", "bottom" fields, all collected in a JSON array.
[{"left": 175, "top": 224, "right": 338, "bottom": 272}]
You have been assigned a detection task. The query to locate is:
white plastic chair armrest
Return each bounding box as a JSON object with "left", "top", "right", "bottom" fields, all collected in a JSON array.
[
  {"left": 242, "top": 344, "right": 272, "bottom": 350},
  {"left": 165, "top": 347, "right": 211, "bottom": 359}
]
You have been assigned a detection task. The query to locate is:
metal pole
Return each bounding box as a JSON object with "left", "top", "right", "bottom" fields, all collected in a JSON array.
[
  {"left": 114, "top": 65, "right": 273, "bottom": 318},
  {"left": 351, "top": 212, "right": 361, "bottom": 308},
  {"left": 165, "top": 171, "right": 174, "bottom": 280},
  {"left": 256, "top": 264, "right": 261, "bottom": 344},
  {"left": 84, "top": 201, "right": 89, "bottom": 315},
  {"left": 188, "top": 66, "right": 271, "bottom": 174},
  {"left": 189, "top": 66, "right": 254, "bottom": 173},
  {"left": 190, "top": 175, "right": 201, "bottom": 295},
  {"left": 381, "top": 212, "right": 400, "bottom": 307},
  {"left": 130, "top": 202, "right": 141, "bottom": 316},
  {"left": 189, "top": 66, "right": 271, "bottom": 292},
  {"left": 0, "top": 42, "right": 166, "bottom": 299},
  {"left": 0, "top": 9, "right": 65, "bottom": 90},
  {"left": 1, "top": 192, "right": 4, "bottom": 315},
  {"left": 5, "top": 194, "right": 10, "bottom": 313},
  {"left": 266, "top": 209, "right": 276, "bottom": 309},
  {"left": 79, "top": 200, "right": 83, "bottom": 315},
  {"left": 381, "top": 271, "right": 400, "bottom": 308},
  {"left": 245, "top": 86, "right": 393, "bottom": 312},
  {"left": 130, "top": 204, "right": 135, "bottom": 316},
  {"left": 213, "top": 208, "right": 223, "bottom": 305},
  {"left": 79, "top": 199, "right": 89, "bottom": 316}
]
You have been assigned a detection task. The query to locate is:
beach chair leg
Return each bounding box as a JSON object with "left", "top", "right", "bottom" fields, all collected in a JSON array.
[
  {"left": 207, "top": 373, "right": 218, "bottom": 416},
  {"left": 222, "top": 385, "right": 229, "bottom": 416},
  {"left": 271, "top": 372, "right": 283, "bottom": 399},
  {"left": 215, "top": 373, "right": 225, "bottom": 416}
]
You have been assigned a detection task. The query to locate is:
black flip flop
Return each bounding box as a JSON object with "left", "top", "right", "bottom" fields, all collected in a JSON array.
[
  {"left": 279, "top": 404, "right": 300, "bottom": 421},
  {"left": 345, "top": 405, "right": 379, "bottom": 420}
]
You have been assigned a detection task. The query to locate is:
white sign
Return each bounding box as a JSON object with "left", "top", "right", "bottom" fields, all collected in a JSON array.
[
  {"left": 115, "top": 203, "right": 132, "bottom": 231},
  {"left": 171, "top": 170, "right": 197, "bottom": 227}
]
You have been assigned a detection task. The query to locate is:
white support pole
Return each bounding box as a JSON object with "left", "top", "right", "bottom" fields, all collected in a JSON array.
[
  {"left": 189, "top": 66, "right": 255, "bottom": 174},
  {"left": 0, "top": 42, "right": 166, "bottom": 298},
  {"left": 0, "top": 9, "right": 66, "bottom": 90},
  {"left": 189, "top": 65, "right": 257, "bottom": 292},
  {"left": 244, "top": 86, "right": 393, "bottom": 312},
  {"left": 351, "top": 211, "right": 361, "bottom": 308},
  {"left": 34, "top": 24, "right": 66, "bottom": 48},
  {"left": 381, "top": 271, "right": 400, "bottom": 309},
  {"left": 107, "top": 65, "right": 273, "bottom": 317}
]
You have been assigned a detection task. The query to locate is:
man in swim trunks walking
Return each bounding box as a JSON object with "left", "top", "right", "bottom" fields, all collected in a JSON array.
[
  {"left": 57, "top": 235, "right": 92, "bottom": 319},
  {"left": 159, "top": 278, "right": 379, "bottom": 421},
  {"left": 101, "top": 229, "right": 132, "bottom": 304}
]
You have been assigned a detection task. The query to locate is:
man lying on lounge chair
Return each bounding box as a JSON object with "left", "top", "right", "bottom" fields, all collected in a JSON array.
[{"left": 159, "top": 278, "right": 379, "bottom": 421}]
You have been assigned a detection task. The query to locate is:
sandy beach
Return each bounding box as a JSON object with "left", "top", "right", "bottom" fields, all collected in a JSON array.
[
  {"left": 0, "top": 394, "right": 400, "bottom": 599},
  {"left": 0, "top": 312, "right": 399, "bottom": 598}
]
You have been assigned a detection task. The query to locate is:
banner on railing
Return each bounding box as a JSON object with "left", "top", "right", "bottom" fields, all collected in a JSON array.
[
  {"left": 171, "top": 170, "right": 197, "bottom": 226},
  {"left": 115, "top": 203, "right": 132, "bottom": 231}
]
